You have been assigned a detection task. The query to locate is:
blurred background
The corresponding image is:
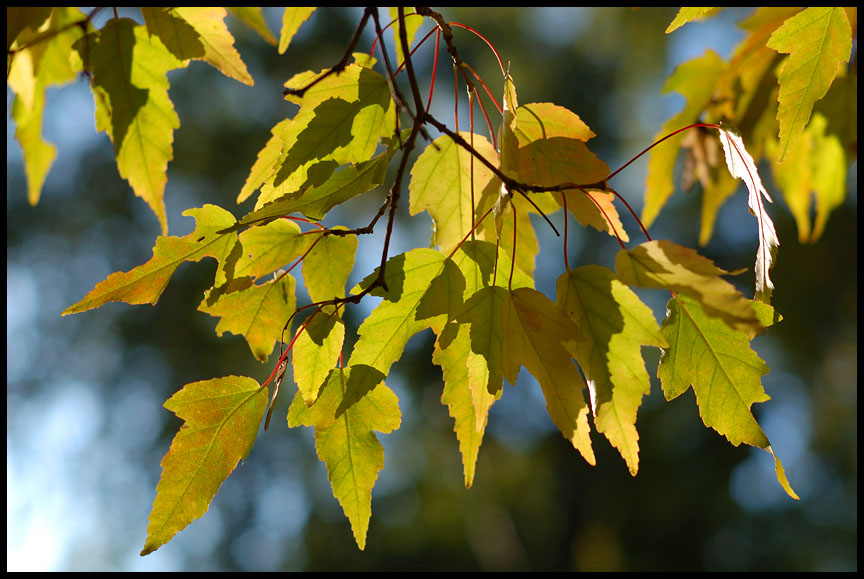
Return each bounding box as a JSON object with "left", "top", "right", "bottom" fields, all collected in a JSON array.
[{"left": 7, "top": 7, "right": 857, "bottom": 571}]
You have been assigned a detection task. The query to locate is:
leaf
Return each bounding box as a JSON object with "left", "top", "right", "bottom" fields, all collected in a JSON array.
[
  {"left": 502, "top": 287, "right": 594, "bottom": 464},
  {"left": 293, "top": 307, "right": 345, "bottom": 405},
  {"left": 665, "top": 8, "right": 723, "bottom": 34},
  {"left": 767, "top": 7, "right": 852, "bottom": 162},
  {"left": 615, "top": 240, "right": 761, "bottom": 333},
  {"left": 658, "top": 295, "right": 798, "bottom": 499},
  {"left": 8, "top": 7, "right": 85, "bottom": 206},
  {"left": 389, "top": 7, "right": 423, "bottom": 68},
  {"left": 718, "top": 127, "right": 779, "bottom": 303},
  {"left": 643, "top": 51, "right": 727, "bottom": 229},
  {"left": 63, "top": 205, "right": 238, "bottom": 315},
  {"left": 237, "top": 118, "right": 292, "bottom": 204},
  {"left": 238, "top": 148, "right": 393, "bottom": 227},
  {"left": 347, "top": 249, "right": 450, "bottom": 383},
  {"left": 227, "top": 7, "right": 277, "bottom": 46},
  {"left": 279, "top": 7, "right": 316, "bottom": 54},
  {"left": 302, "top": 230, "right": 358, "bottom": 302},
  {"left": 770, "top": 113, "right": 847, "bottom": 244},
  {"left": 75, "top": 18, "right": 185, "bottom": 234},
  {"left": 198, "top": 274, "right": 296, "bottom": 362},
  {"left": 141, "top": 376, "right": 269, "bottom": 555},
  {"left": 142, "top": 7, "right": 253, "bottom": 85},
  {"left": 409, "top": 132, "right": 500, "bottom": 253},
  {"left": 493, "top": 71, "right": 519, "bottom": 239},
  {"left": 234, "top": 218, "right": 310, "bottom": 281},
  {"left": 557, "top": 266, "right": 668, "bottom": 475},
  {"left": 288, "top": 366, "right": 400, "bottom": 550},
  {"left": 260, "top": 64, "right": 396, "bottom": 208}
]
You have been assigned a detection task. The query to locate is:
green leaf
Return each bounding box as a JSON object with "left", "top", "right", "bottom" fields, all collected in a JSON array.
[
  {"left": 767, "top": 7, "right": 852, "bottom": 162},
  {"left": 259, "top": 65, "right": 395, "bottom": 208},
  {"left": 8, "top": 7, "right": 85, "bottom": 206},
  {"left": 389, "top": 7, "right": 423, "bottom": 68},
  {"left": 658, "top": 295, "right": 798, "bottom": 499},
  {"left": 141, "top": 375, "right": 268, "bottom": 555},
  {"left": 292, "top": 307, "right": 345, "bottom": 405},
  {"left": 75, "top": 18, "right": 185, "bottom": 234},
  {"left": 288, "top": 366, "right": 400, "bottom": 550},
  {"left": 198, "top": 274, "right": 296, "bottom": 362},
  {"left": 141, "top": 7, "right": 253, "bottom": 85},
  {"left": 615, "top": 240, "right": 761, "bottom": 333},
  {"left": 409, "top": 132, "right": 500, "bottom": 253},
  {"left": 557, "top": 266, "right": 667, "bottom": 475},
  {"left": 234, "top": 218, "right": 310, "bottom": 281},
  {"left": 302, "top": 230, "right": 358, "bottom": 302},
  {"left": 237, "top": 118, "right": 292, "bottom": 204},
  {"left": 643, "top": 51, "right": 726, "bottom": 229},
  {"left": 665, "top": 8, "right": 723, "bottom": 34},
  {"left": 237, "top": 149, "right": 392, "bottom": 227},
  {"left": 63, "top": 205, "right": 238, "bottom": 315},
  {"left": 279, "top": 7, "right": 316, "bottom": 54}
]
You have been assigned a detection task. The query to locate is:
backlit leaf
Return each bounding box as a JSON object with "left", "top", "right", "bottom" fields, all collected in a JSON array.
[
  {"left": 141, "top": 376, "right": 268, "bottom": 555},
  {"left": 227, "top": 7, "right": 277, "bottom": 46},
  {"left": 665, "top": 8, "right": 723, "bottom": 34},
  {"left": 288, "top": 366, "right": 400, "bottom": 549},
  {"left": 75, "top": 18, "right": 185, "bottom": 234},
  {"left": 142, "top": 7, "right": 253, "bottom": 85},
  {"left": 63, "top": 205, "right": 238, "bottom": 315},
  {"left": 658, "top": 295, "right": 798, "bottom": 499},
  {"left": 198, "top": 274, "right": 296, "bottom": 362},
  {"left": 557, "top": 266, "right": 667, "bottom": 475},
  {"left": 293, "top": 307, "right": 345, "bottom": 405},
  {"left": 279, "top": 7, "right": 316, "bottom": 54},
  {"left": 615, "top": 240, "right": 761, "bottom": 333},
  {"left": 234, "top": 218, "right": 310, "bottom": 281},
  {"left": 767, "top": 7, "right": 852, "bottom": 162}
]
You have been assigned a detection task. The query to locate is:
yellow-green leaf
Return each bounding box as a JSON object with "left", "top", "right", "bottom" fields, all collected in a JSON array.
[
  {"left": 75, "top": 18, "right": 185, "bottom": 234},
  {"left": 389, "top": 7, "right": 423, "bottom": 68},
  {"left": 665, "top": 8, "right": 723, "bottom": 34},
  {"left": 279, "top": 7, "right": 316, "bottom": 54},
  {"left": 302, "top": 230, "right": 358, "bottom": 302},
  {"left": 142, "top": 7, "right": 253, "bottom": 85},
  {"left": 198, "top": 274, "right": 296, "bottom": 362},
  {"left": 227, "top": 7, "right": 277, "bottom": 46},
  {"left": 409, "top": 132, "right": 500, "bottom": 253},
  {"left": 141, "top": 375, "right": 268, "bottom": 555},
  {"left": 234, "top": 218, "right": 311, "bottom": 281},
  {"left": 658, "top": 295, "right": 798, "bottom": 499},
  {"left": 557, "top": 266, "right": 668, "bottom": 475},
  {"left": 292, "top": 307, "right": 345, "bottom": 405},
  {"left": 63, "top": 205, "right": 238, "bottom": 315},
  {"left": 287, "top": 366, "right": 400, "bottom": 549},
  {"left": 643, "top": 51, "right": 726, "bottom": 229},
  {"left": 767, "top": 7, "right": 852, "bottom": 162},
  {"left": 615, "top": 240, "right": 761, "bottom": 333}
]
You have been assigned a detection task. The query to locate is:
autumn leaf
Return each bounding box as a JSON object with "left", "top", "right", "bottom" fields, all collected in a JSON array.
[
  {"left": 63, "top": 205, "right": 238, "bottom": 315},
  {"left": 141, "top": 376, "right": 269, "bottom": 555},
  {"left": 233, "top": 218, "right": 311, "bottom": 281},
  {"left": 557, "top": 266, "right": 668, "bottom": 475},
  {"left": 141, "top": 7, "right": 253, "bottom": 85},
  {"left": 226, "top": 7, "right": 277, "bottom": 46},
  {"left": 665, "top": 8, "right": 724, "bottom": 34},
  {"left": 718, "top": 127, "right": 779, "bottom": 303},
  {"left": 615, "top": 240, "right": 761, "bottom": 333},
  {"left": 658, "top": 294, "right": 798, "bottom": 499},
  {"left": 288, "top": 366, "right": 400, "bottom": 550},
  {"left": 8, "top": 7, "right": 85, "bottom": 206},
  {"left": 767, "top": 7, "right": 852, "bottom": 162},
  {"left": 292, "top": 307, "right": 345, "bottom": 405},
  {"left": 198, "top": 274, "right": 296, "bottom": 362},
  {"left": 279, "top": 7, "right": 316, "bottom": 54}
]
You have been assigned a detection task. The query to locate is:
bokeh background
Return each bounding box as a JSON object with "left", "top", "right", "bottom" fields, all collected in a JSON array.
[{"left": 7, "top": 7, "right": 857, "bottom": 571}]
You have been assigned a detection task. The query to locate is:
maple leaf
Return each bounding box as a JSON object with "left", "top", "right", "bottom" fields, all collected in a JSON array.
[
  {"left": 615, "top": 239, "right": 762, "bottom": 333},
  {"left": 74, "top": 18, "right": 186, "bottom": 235},
  {"left": 658, "top": 295, "right": 798, "bottom": 499},
  {"left": 292, "top": 307, "right": 346, "bottom": 405},
  {"left": 557, "top": 266, "right": 668, "bottom": 475},
  {"left": 766, "top": 7, "right": 852, "bottom": 162},
  {"left": 279, "top": 7, "right": 316, "bottom": 54},
  {"left": 63, "top": 205, "right": 238, "bottom": 315},
  {"left": 8, "top": 7, "right": 85, "bottom": 206},
  {"left": 141, "top": 7, "right": 253, "bottom": 85},
  {"left": 288, "top": 366, "right": 400, "bottom": 550},
  {"left": 643, "top": 51, "right": 726, "bottom": 229},
  {"left": 718, "top": 127, "right": 779, "bottom": 303},
  {"left": 226, "top": 7, "right": 277, "bottom": 46},
  {"left": 233, "top": 218, "right": 311, "bottom": 281},
  {"left": 141, "top": 376, "right": 269, "bottom": 555},
  {"left": 198, "top": 274, "right": 296, "bottom": 362},
  {"left": 409, "top": 132, "right": 500, "bottom": 253},
  {"left": 665, "top": 8, "right": 724, "bottom": 34}
]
